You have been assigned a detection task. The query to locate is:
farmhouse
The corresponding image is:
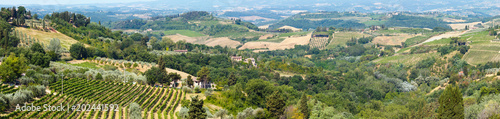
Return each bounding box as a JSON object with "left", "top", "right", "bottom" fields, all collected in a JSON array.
[
  {"left": 231, "top": 56, "right": 243, "bottom": 61},
  {"left": 192, "top": 77, "right": 216, "bottom": 89},
  {"left": 244, "top": 58, "right": 257, "bottom": 67}
]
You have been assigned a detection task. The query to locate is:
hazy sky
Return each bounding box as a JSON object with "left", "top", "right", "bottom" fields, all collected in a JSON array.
[{"left": 0, "top": 0, "right": 154, "bottom": 5}]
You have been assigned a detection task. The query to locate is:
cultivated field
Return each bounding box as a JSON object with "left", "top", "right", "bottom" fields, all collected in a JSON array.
[
  {"left": 309, "top": 37, "right": 330, "bottom": 49},
  {"left": 15, "top": 27, "right": 81, "bottom": 49},
  {"left": 239, "top": 32, "right": 312, "bottom": 50},
  {"left": 161, "top": 30, "right": 207, "bottom": 37},
  {"left": 422, "top": 30, "right": 469, "bottom": 45},
  {"left": 327, "top": 32, "right": 370, "bottom": 48},
  {"left": 373, "top": 52, "right": 440, "bottom": 65},
  {"left": 3, "top": 78, "right": 184, "bottom": 119},
  {"left": 372, "top": 34, "right": 419, "bottom": 45},
  {"left": 163, "top": 34, "right": 241, "bottom": 48},
  {"left": 448, "top": 22, "right": 482, "bottom": 30},
  {"left": 463, "top": 50, "right": 500, "bottom": 65},
  {"left": 278, "top": 26, "right": 302, "bottom": 32}
]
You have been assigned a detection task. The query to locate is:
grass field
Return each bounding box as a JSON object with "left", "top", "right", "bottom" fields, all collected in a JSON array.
[
  {"left": 277, "top": 31, "right": 311, "bottom": 38},
  {"left": 15, "top": 27, "right": 80, "bottom": 49},
  {"left": 161, "top": 30, "right": 207, "bottom": 37},
  {"left": 327, "top": 32, "right": 370, "bottom": 48},
  {"left": 69, "top": 62, "right": 100, "bottom": 69},
  {"left": 373, "top": 52, "right": 440, "bottom": 65},
  {"left": 404, "top": 32, "right": 440, "bottom": 46}
]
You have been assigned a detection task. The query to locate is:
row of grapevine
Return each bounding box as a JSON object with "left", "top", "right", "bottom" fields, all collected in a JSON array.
[
  {"left": 0, "top": 85, "right": 18, "bottom": 94},
  {"left": 1, "top": 78, "right": 183, "bottom": 119},
  {"left": 309, "top": 37, "right": 330, "bottom": 49}
]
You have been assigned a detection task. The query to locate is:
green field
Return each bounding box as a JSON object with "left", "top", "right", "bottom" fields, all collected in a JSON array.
[
  {"left": 327, "top": 32, "right": 371, "bottom": 48},
  {"left": 373, "top": 52, "right": 440, "bottom": 65},
  {"left": 69, "top": 62, "right": 100, "bottom": 69},
  {"left": 277, "top": 31, "right": 311, "bottom": 38},
  {"left": 212, "top": 31, "right": 265, "bottom": 39},
  {"left": 162, "top": 30, "right": 207, "bottom": 37}
]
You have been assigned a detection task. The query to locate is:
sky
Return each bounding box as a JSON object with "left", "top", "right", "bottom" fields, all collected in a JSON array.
[{"left": 0, "top": 0, "right": 154, "bottom": 5}]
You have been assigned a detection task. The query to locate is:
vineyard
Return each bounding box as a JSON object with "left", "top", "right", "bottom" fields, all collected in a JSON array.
[
  {"left": 1, "top": 78, "right": 184, "bottom": 119},
  {"left": 309, "top": 37, "right": 330, "bottom": 49},
  {"left": 0, "top": 85, "right": 18, "bottom": 94}
]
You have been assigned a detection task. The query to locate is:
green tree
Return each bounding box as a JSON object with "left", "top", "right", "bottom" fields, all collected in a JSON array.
[
  {"left": 169, "top": 72, "right": 181, "bottom": 88},
  {"left": 267, "top": 91, "right": 286, "bottom": 118},
  {"left": 196, "top": 66, "right": 210, "bottom": 88},
  {"left": 227, "top": 72, "right": 236, "bottom": 86},
  {"left": 95, "top": 73, "right": 103, "bottom": 80},
  {"left": 47, "top": 38, "right": 61, "bottom": 53},
  {"left": 145, "top": 67, "right": 168, "bottom": 86},
  {"left": 128, "top": 102, "right": 142, "bottom": 119},
  {"left": 0, "top": 53, "right": 29, "bottom": 83},
  {"left": 437, "top": 85, "right": 464, "bottom": 119},
  {"left": 30, "top": 42, "right": 45, "bottom": 54},
  {"left": 30, "top": 52, "right": 51, "bottom": 68},
  {"left": 187, "top": 75, "right": 194, "bottom": 88},
  {"left": 69, "top": 42, "right": 87, "bottom": 59},
  {"left": 298, "top": 93, "right": 309, "bottom": 119},
  {"left": 188, "top": 96, "right": 207, "bottom": 119},
  {"left": 0, "top": 21, "right": 19, "bottom": 49}
]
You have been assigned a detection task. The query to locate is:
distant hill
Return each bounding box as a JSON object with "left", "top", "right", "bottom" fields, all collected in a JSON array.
[
  {"left": 268, "top": 12, "right": 462, "bottom": 30},
  {"left": 107, "top": 11, "right": 259, "bottom": 38}
]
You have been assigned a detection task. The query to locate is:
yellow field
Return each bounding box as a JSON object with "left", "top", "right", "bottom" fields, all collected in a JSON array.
[{"left": 15, "top": 27, "right": 80, "bottom": 49}]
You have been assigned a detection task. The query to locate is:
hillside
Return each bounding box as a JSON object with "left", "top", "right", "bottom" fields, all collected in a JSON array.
[
  {"left": 5, "top": 5, "right": 500, "bottom": 119},
  {"left": 14, "top": 27, "right": 81, "bottom": 49}
]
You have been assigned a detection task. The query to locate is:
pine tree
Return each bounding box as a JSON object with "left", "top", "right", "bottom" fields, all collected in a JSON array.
[
  {"left": 298, "top": 93, "right": 309, "bottom": 119},
  {"left": 267, "top": 91, "right": 286, "bottom": 118},
  {"left": 188, "top": 96, "right": 207, "bottom": 119},
  {"left": 196, "top": 67, "right": 210, "bottom": 88},
  {"left": 437, "top": 85, "right": 464, "bottom": 119}
]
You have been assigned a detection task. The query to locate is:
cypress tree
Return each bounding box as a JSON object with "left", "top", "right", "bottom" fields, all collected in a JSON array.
[
  {"left": 437, "top": 85, "right": 464, "bottom": 119},
  {"left": 227, "top": 72, "right": 236, "bottom": 86},
  {"left": 298, "top": 93, "right": 309, "bottom": 119},
  {"left": 267, "top": 91, "right": 286, "bottom": 118}
]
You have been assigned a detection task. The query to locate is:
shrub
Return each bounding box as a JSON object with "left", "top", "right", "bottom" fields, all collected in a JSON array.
[
  {"left": 27, "top": 85, "right": 46, "bottom": 97},
  {"left": 194, "top": 86, "right": 201, "bottom": 93},
  {"left": 125, "top": 63, "right": 132, "bottom": 68},
  {"left": 182, "top": 86, "right": 193, "bottom": 93},
  {"left": 179, "top": 107, "right": 189, "bottom": 118},
  {"left": 19, "top": 76, "right": 35, "bottom": 85},
  {"left": 102, "top": 65, "right": 118, "bottom": 71},
  {"left": 129, "top": 102, "right": 142, "bottom": 119}
]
